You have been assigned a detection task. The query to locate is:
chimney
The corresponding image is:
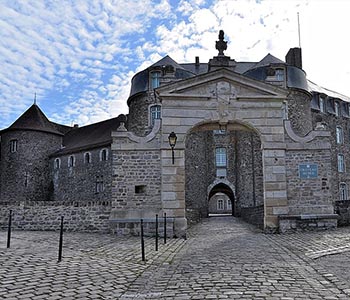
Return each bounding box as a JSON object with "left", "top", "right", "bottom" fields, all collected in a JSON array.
[
  {"left": 73, "top": 124, "right": 79, "bottom": 128},
  {"left": 195, "top": 56, "right": 200, "bottom": 67},
  {"left": 285, "top": 48, "right": 302, "bottom": 69}
]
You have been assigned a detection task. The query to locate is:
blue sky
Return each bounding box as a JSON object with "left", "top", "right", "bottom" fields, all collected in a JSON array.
[{"left": 1, "top": 0, "right": 350, "bottom": 129}]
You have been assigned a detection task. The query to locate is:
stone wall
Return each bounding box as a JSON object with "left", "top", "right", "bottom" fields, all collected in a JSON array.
[
  {"left": 335, "top": 200, "right": 350, "bottom": 226},
  {"left": 111, "top": 149, "right": 162, "bottom": 213},
  {"left": 51, "top": 146, "right": 112, "bottom": 202},
  {"left": 285, "top": 149, "right": 333, "bottom": 215},
  {"left": 0, "top": 130, "right": 62, "bottom": 202},
  {"left": 0, "top": 200, "right": 112, "bottom": 232},
  {"left": 287, "top": 90, "right": 313, "bottom": 136},
  {"left": 240, "top": 205, "right": 264, "bottom": 228},
  {"left": 311, "top": 102, "right": 350, "bottom": 203}
]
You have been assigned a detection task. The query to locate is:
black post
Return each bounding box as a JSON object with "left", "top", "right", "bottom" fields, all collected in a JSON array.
[
  {"left": 141, "top": 219, "right": 145, "bottom": 261},
  {"left": 58, "top": 216, "right": 64, "bottom": 262},
  {"left": 164, "top": 212, "right": 167, "bottom": 245},
  {"left": 7, "top": 210, "right": 12, "bottom": 249},
  {"left": 155, "top": 214, "right": 158, "bottom": 251},
  {"left": 171, "top": 147, "right": 175, "bottom": 164}
]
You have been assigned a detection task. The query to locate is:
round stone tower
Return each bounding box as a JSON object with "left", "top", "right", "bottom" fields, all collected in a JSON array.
[{"left": 0, "top": 104, "right": 64, "bottom": 202}]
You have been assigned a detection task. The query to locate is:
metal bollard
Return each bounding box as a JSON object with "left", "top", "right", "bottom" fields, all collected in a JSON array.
[
  {"left": 155, "top": 214, "right": 158, "bottom": 251},
  {"left": 58, "top": 216, "right": 64, "bottom": 262},
  {"left": 164, "top": 212, "right": 167, "bottom": 245},
  {"left": 7, "top": 210, "right": 12, "bottom": 249},
  {"left": 141, "top": 219, "right": 145, "bottom": 261}
]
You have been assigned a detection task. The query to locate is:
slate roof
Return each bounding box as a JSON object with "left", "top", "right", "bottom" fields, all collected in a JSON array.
[
  {"left": 2, "top": 104, "right": 63, "bottom": 135},
  {"left": 250, "top": 53, "right": 285, "bottom": 69},
  {"left": 53, "top": 115, "right": 123, "bottom": 156}
]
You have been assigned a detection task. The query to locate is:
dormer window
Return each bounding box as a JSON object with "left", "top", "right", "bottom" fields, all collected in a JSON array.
[
  {"left": 10, "top": 139, "right": 18, "bottom": 153},
  {"left": 275, "top": 69, "right": 284, "bottom": 81},
  {"left": 54, "top": 158, "right": 61, "bottom": 169},
  {"left": 150, "top": 71, "right": 161, "bottom": 89},
  {"left": 150, "top": 105, "right": 161, "bottom": 125}
]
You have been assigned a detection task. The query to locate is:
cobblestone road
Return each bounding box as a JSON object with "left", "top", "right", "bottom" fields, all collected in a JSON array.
[{"left": 1, "top": 217, "right": 350, "bottom": 299}]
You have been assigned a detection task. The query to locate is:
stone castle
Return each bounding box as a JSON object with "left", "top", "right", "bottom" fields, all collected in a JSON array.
[{"left": 1, "top": 31, "right": 350, "bottom": 235}]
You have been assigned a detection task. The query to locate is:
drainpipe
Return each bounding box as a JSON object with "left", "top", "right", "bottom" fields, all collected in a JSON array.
[{"left": 251, "top": 133, "right": 256, "bottom": 207}]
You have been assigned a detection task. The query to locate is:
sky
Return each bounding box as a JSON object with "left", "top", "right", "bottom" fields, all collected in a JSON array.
[{"left": 1, "top": 0, "right": 350, "bottom": 129}]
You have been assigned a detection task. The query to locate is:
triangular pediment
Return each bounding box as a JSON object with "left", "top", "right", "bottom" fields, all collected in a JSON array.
[{"left": 156, "top": 68, "right": 288, "bottom": 100}]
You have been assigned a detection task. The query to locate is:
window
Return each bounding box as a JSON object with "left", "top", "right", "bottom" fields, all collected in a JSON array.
[
  {"left": 275, "top": 69, "right": 284, "bottom": 81},
  {"left": 135, "top": 185, "right": 147, "bottom": 194},
  {"left": 338, "top": 154, "right": 345, "bottom": 172},
  {"left": 227, "top": 199, "right": 232, "bottom": 210},
  {"left": 100, "top": 149, "right": 108, "bottom": 161},
  {"left": 68, "top": 155, "right": 75, "bottom": 167},
  {"left": 150, "top": 105, "right": 161, "bottom": 125},
  {"left": 150, "top": 71, "right": 161, "bottom": 89},
  {"left": 340, "top": 183, "right": 348, "bottom": 200},
  {"left": 216, "top": 148, "right": 227, "bottom": 167},
  {"left": 335, "top": 101, "right": 340, "bottom": 117},
  {"left": 54, "top": 158, "right": 60, "bottom": 169},
  {"left": 336, "top": 126, "right": 344, "bottom": 144},
  {"left": 84, "top": 152, "right": 91, "bottom": 164},
  {"left": 10, "top": 139, "right": 18, "bottom": 153},
  {"left": 95, "top": 175, "right": 104, "bottom": 193},
  {"left": 213, "top": 129, "right": 226, "bottom": 135},
  {"left": 319, "top": 96, "right": 326, "bottom": 113},
  {"left": 217, "top": 199, "right": 224, "bottom": 210}
]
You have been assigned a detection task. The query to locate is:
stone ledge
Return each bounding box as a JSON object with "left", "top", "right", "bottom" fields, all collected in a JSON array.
[{"left": 279, "top": 214, "right": 338, "bottom": 220}]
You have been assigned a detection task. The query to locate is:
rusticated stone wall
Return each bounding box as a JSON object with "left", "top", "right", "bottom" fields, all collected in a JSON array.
[{"left": 0, "top": 200, "right": 112, "bottom": 232}]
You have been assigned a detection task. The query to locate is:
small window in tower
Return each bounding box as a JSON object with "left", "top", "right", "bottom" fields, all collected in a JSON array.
[
  {"left": 319, "top": 96, "right": 326, "bottom": 113},
  {"left": 334, "top": 101, "right": 340, "bottom": 117},
  {"left": 54, "top": 158, "right": 61, "bottom": 169},
  {"left": 150, "top": 71, "right": 161, "bottom": 89},
  {"left": 10, "top": 139, "right": 18, "bottom": 153},
  {"left": 100, "top": 149, "right": 108, "bottom": 161},
  {"left": 150, "top": 105, "right": 161, "bottom": 125},
  {"left": 340, "top": 182, "right": 348, "bottom": 200},
  {"left": 338, "top": 154, "right": 345, "bottom": 172},
  {"left": 336, "top": 126, "right": 344, "bottom": 144}
]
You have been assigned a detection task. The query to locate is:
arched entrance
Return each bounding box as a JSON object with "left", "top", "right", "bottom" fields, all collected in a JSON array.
[
  {"left": 184, "top": 121, "right": 264, "bottom": 227},
  {"left": 208, "top": 182, "right": 235, "bottom": 216}
]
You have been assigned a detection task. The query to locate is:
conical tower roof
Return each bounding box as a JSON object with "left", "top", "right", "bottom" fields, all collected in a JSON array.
[{"left": 7, "top": 104, "right": 63, "bottom": 135}]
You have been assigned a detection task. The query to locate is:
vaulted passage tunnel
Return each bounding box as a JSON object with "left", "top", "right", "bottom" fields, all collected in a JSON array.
[{"left": 184, "top": 122, "right": 264, "bottom": 227}]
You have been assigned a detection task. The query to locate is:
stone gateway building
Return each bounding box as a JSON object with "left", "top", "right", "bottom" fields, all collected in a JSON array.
[{"left": 1, "top": 31, "right": 350, "bottom": 235}]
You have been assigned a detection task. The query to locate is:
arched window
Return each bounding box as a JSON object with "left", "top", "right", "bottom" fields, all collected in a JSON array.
[
  {"left": 100, "top": 149, "right": 108, "bottom": 161},
  {"left": 150, "top": 71, "right": 161, "bottom": 89},
  {"left": 150, "top": 105, "right": 161, "bottom": 125},
  {"left": 54, "top": 158, "right": 61, "bottom": 169},
  {"left": 68, "top": 155, "right": 75, "bottom": 167},
  {"left": 84, "top": 152, "right": 91, "bottom": 164}
]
